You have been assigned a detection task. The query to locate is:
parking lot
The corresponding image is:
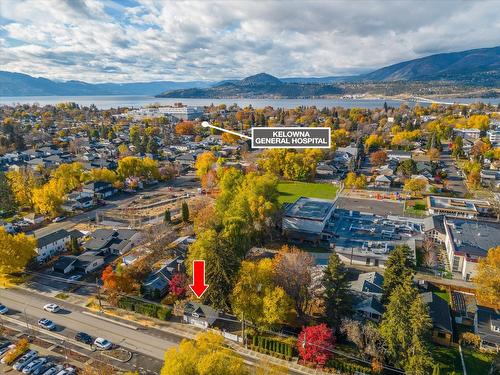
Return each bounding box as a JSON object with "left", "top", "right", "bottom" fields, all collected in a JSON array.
[{"left": 335, "top": 196, "right": 405, "bottom": 216}]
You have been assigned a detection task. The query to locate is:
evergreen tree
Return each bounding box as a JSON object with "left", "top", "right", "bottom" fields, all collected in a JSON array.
[
  {"left": 0, "top": 172, "right": 17, "bottom": 214},
  {"left": 164, "top": 209, "right": 171, "bottom": 223},
  {"left": 383, "top": 102, "right": 388, "bottom": 112},
  {"left": 323, "top": 252, "right": 351, "bottom": 331},
  {"left": 146, "top": 137, "right": 159, "bottom": 155},
  {"left": 382, "top": 245, "right": 414, "bottom": 303},
  {"left": 181, "top": 201, "right": 189, "bottom": 222},
  {"left": 380, "top": 277, "right": 433, "bottom": 374}
]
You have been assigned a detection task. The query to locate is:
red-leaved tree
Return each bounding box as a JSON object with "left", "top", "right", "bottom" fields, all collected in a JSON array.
[
  {"left": 101, "top": 265, "right": 116, "bottom": 290},
  {"left": 169, "top": 273, "right": 187, "bottom": 298},
  {"left": 297, "top": 324, "right": 335, "bottom": 366}
]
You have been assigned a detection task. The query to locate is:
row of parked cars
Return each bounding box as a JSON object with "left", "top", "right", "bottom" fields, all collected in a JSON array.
[{"left": 0, "top": 342, "right": 75, "bottom": 375}]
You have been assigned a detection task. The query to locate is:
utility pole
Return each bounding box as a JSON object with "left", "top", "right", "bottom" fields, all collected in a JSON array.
[
  {"left": 96, "top": 278, "right": 103, "bottom": 311},
  {"left": 241, "top": 312, "right": 246, "bottom": 349}
]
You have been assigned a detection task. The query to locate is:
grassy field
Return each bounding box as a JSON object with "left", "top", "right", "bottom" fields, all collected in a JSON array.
[
  {"left": 432, "top": 346, "right": 463, "bottom": 374},
  {"left": 462, "top": 348, "right": 494, "bottom": 374},
  {"left": 277, "top": 181, "right": 338, "bottom": 205}
]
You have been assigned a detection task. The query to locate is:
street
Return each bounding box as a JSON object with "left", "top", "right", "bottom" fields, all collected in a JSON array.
[{"left": 440, "top": 144, "right": 468, "bottom": 197}]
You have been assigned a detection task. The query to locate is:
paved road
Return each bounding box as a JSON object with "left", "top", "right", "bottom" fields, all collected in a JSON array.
[
  {"left": 0, "top": 288, "right": 179, "bottom": 361},
  {"left": 441, "top": 144, "right": 467, "bottom": 197},
  {"left": 0, "top": 288, "right": 317, "bottom": 375}
]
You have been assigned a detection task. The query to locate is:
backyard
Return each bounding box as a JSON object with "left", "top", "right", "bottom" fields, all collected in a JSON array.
[
  {"left": 432, "top": 345, "right": 494, "bottom": 374},
  {"left": 277, "top": 181, "right": 338, "bottom": 205}
]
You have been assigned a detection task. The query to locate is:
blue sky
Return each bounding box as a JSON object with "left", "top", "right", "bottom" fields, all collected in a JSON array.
[{"left": 0, "top": 0, "right": 499, "bottom": 83}]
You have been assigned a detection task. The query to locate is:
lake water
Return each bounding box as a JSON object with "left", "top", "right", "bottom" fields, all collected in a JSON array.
[{"left": 0, "top": 95, "right": 498, "bottom": 109}]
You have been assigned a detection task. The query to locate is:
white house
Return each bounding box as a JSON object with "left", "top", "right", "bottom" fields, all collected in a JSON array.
[{"left": 35, "top": 229, "right": 72, "bottom": 262}]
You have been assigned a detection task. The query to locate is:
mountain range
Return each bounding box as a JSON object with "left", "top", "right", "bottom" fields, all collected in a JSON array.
[{"left": 1, "top": 46, "right": 498, "bottom": 97}]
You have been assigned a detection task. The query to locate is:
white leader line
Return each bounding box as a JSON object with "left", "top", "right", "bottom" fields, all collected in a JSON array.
[{"left": 201, "top": 121, "right": 252, "bottom": 140}]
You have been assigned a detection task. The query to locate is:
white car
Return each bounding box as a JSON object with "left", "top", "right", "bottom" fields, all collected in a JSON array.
[
  {"left": 51, "top": 216, "right": 66, "bottom": 223},
  {"left": 93, "top": 337, "right": 112, "bottom": 350},
  {"left": 43, "top": 304, "right": 60, "bottom": 313},
  {"left": 55, "top": 367, "right": 75, "bottom": 375},
  {"left": 41, "top": 365, "right": 63, "bottom": 375},
  {"left": 37, "top": 318, "right": 56, "bottom": 331},
  {"left": 68, "top": 275, "right": 82, "bottom": 282},
  {"left": 0, "top": 304, "right": 8, "bottom": 314},
  {"left": 12, "top": 350, "right": 37, "bottom": 370},
  {"left": 22, "top": 357, "right": 47, "bottom": 374}
]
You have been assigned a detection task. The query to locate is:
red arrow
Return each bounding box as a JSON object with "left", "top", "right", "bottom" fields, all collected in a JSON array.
[{"left": 189, "top": 260, "right": 209, "bottom": 298}]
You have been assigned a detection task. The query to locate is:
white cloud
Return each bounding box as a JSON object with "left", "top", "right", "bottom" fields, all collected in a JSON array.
[{"left": 0, "top": 0, "right": 498, "bottom": 82}]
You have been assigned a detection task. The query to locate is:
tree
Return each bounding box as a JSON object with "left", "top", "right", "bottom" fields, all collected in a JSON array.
[
  {"left": 0, "top": 172, "right": 16, "bottom": 213},
  {"left": 428, "top": 147, "right": 440, "bottom": 161},
  {"left": 221, "top": 132, "right": 240, "bottom": 144},
  {"left": 323, "top": 252, "right": 351, "bottom": 330},
  {"left": 474, "top": 246, "right": 500, "bottom": 308},
  {"left": 169, "top": 273, "right": 187, "bottom": 298},
  {"left": 273, "top": 245, "right": 314, "bottom": 319},
  {"left": 161, "top": 331, "right": 247, "bottom": 375},
  {"left": 397, "top": 159, "right": 417, "bottom": 178},
  {"left": 380, "top": 278, "right": 433, "bottom": 374},
  {"left": 403, "top": 178, "right": 427, "bottom": 197},
  {"left": 32, "top": 178, "right": 64, "bottom": 216},
  {"left": 0, "top": 228, "right": 36, "bottom": 275},
  {"left": 451, "top": 136, "right": 464, "bottom": 158},
  {"left": 175, "top": 121, "right": 196, "bottom": 135},
  {"left": 164, "top": 209, "right": 171, "bottom": 223},
  {"left": 364, "top": 134, "right": 384, "bottom": 151},
  {"left": 181, "top": 201, "right": 189, "bottom": 222},
  {"left": 344, "top": 172, "right": 367, "bottom": 189},
  {"left": 195, "top": 151, "right": 218, "bottom": 184},
  {"left": 370, "top": 150, "right": 388, "bottom": 167},
  {"left": 382, "top": 245, "right": 414, "bottom": 303},
  {"left": 231, "top": 259, "right": 292, "bottom": 330},
  {"left": 297, "top": 324, "right": 335, "bottom": 366},
  {"left": 6, "top": 168, "right": 36, "bottom": 208},
  {"left": 340, "top": 319, "right": 386, "bottom": 362}
]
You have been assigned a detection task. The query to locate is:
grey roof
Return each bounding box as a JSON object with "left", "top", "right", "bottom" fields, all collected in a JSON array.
[
  {"left": 447, "top": 218, "right": 500, "bottom": 258},
  {"left": 423, "top": 215, "right": 445, "bottom": 234},
  {"left": 351, "top": 272, "right": 384, "bottom": 295},
  {"left": 353, "top": 295, "right": 384, "bottom": 315},
  {"left": 76, "top": 251, "right": 102, "bottom": 267},
  {"left": 477, "top": 307, "right": 500, "bottom": 346},
  {"left": 83, "top": 238, "right": 110, "bottom": 251},
  {"left": 420, "top": 292, "right": 453, "bottom": 333},
  {"left": 90, "top": 229, "right": 116, "bottom": 240},
  {"left": 36, "top": 229, "right": 70, "bottom": 248},
  {"left": 184, "top": 301, "right": 218, "bottom": 321},
  {"left": 53, "top": 255, "right": 77, "bottom": 271},
  {"left": 284, "top": 197, "right": 335, "bottom": 221}
]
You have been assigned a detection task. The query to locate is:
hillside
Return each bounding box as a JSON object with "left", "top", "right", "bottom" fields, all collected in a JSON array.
[
  {"left": 361, "top": 46, "right": 500, "bottom": 85},
  {"left": 0, "top": 71, "right": 211, "bottom": 96},
  {"left": 156, "top": 73, "right": 344, "bottom": 98}
]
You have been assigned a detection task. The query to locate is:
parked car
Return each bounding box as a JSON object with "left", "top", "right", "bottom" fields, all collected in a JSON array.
[
  {"left": 41, "top": 365, "right": 63, "bottom": 375},
  {"left": 51, "top": 216, "right": 66, "bottom": 223},
  {"left": 37, "top": 318, "right": 56, "bottom": 331},
  {"left": 12, "top": 350, "right": 37, "bottom": 370},
  {"left": 55, "top": 367, "right": 75, "bottom": 375},
  {"left": 0, "top": 304, "right": 8, "bottom": 314},
  {"left": 32, "top": 362, "right": 54, "bottom": 375},
  {"left": 22, "top": 357, "right": 47, "bottom": 374},
  {"left": 74, "top": 332, "right": 93, "bottom": 345},
  {"left": 0, "top": 344, "right": 14, "bottom": 357},
  {"left": 93, "top": 337, "right": 112, "bottom": 350},
  {"left": 0, "top": 341, "right": 11, "bottom": 350},
  {"left": 43, "top": 304, "right": 60, "bottom": 313},
  {"left": 68, "top": 275, "right": 82, "bottom": 282}
]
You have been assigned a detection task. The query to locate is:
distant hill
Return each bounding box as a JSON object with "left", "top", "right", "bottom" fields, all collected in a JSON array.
[
  {"left": 0, "top": 71, "right": 211, "bottom": 96},
  {"left": 157, "top": 73, "right": 344, "bottom": 98},
  {"left": 1, "top": 46, "right": 499, "bottom": 97},
  {"left": 361, "top": 46, "right": 500, "bottom": 85}
]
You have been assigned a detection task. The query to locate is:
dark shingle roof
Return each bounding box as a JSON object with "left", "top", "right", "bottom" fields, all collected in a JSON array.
[
  {"left": 477, "top": 307, "right": 500, "bottom": 346},
  {"left": 36, "top": 229, "right": 70, "bottom": 248},
  {"left": 420, "top": 292, "right": 453, "bottom": 333}
]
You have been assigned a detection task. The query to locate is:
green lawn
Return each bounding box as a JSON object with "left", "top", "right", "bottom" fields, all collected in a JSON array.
[
  {"left": 432, "top": 346, "right": 463, "bottom": 374},
  {"left": 277, "top": 181, "right": 338, "bottom": 205},
  {"left": 462, "top": 348, "right": 494, "bottom": 375},
  {"left": 435, "top": 291, "right": 450, "bottom": 304}
]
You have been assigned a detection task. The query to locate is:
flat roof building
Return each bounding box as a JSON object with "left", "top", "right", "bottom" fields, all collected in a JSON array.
[
  {"left": 427, "top": 196, "right": 492, "bottom": 219},
  {"left": 282, "top": 197, "right": 336, "bottom": 242},
  {"left": 444, "top": 217, "right": 500, "bottom": 280}
]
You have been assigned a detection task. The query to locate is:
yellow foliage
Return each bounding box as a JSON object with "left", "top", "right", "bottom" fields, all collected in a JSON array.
[
  {"left": 474, "top": 246, "right": 500, "bottom": 308},
  {"left": 0, "top": 228, "right": 36, "bottom": 275},
  {"left": 32, "top": 178, "right": 65, "bottom": 216},
  {"left": 195, "top": 151, "right": 218, "bottom": 179},
  {"left": 5, "top": 168, "right": 36, "bottom": 207}
]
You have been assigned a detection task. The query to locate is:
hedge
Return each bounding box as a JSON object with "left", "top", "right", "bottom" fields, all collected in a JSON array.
[
  {"left": 327, "top": 358, "right": 372, "bottom": 374},
  {"left": 250, "top": 335, "right": 295, "bottom": 360},
  {"left": 118, "top": 296, "right": 171, "bottom": 321}
]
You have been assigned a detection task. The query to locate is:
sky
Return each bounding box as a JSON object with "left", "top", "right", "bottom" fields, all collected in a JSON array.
[{"left": 0, "top": 0, "right": 499, "bottom": 83}]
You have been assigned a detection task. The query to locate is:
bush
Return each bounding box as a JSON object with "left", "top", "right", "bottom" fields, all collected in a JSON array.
[
  {"left": 460, "top": 332, "right": 481, "bottom": 348},
  {"left": 249, "top": 335, "right": 295, "bottom": 360},
  {"left": 157, "top": 306, "right": 172, "bottom": 320},
  {"left": 118, "top": 296, "right": 172, "bottom": 321}
]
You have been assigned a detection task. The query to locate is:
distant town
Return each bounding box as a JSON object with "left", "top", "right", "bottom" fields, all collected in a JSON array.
[{"left": 0, "top": 99, "right": 499, "bottom": 375}]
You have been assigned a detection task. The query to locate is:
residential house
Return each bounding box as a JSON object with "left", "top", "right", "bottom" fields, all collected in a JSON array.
[
  {"left": 82, "top": 181, "right": 117, "bottom": 200},
  {"left": 333, "top": 145, "right": 359, "bottom": 171},
  {"left": 420, "top": 292, "right": 453, "bottom": 347},
  {"left": 73, "top": 251, "right": 105, "bottom": 274},
  {"left": 480, "top": 169, "right": 500, "bottom": 190},
  {"left": 387, "top": 150, "right": 412, "bottom": 162},
  {"left": 183, "top": 301, "right": 218, "bottom": 329},
  {"left": 350, "top": 272, "right": 385, "bottom": 322},
  {"left": 35, "top": 229, "right": 82, "bottom": 262},
  {"left": 476, "top": 307, "right": 500, "bottom": 352},
  {"left": 374, "top": 174, "right": 392, "bottom": 189},
  {"left": 52, "top": 255, "right": 78, "bottom": 274},
  {"left": 423, "top": 215, "right": 446, "bottom": 243},
  {"left": 141, "top": 256, "right": 185, "bottom": 298},
  {"left": 453, "top": 128, "right": 481, "bottom": 140},
  {"left": 23, "top": 213, "right": 45, "bottom": 225},
  {"left": 83, "top": 229, "right": 142, "bottom": 255},
  {"left": 451, "top": 291, "right": 477, "bottom": 327}
]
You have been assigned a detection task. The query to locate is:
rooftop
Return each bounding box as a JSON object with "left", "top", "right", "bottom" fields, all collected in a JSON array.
[
  {"left": 446, "top": 218, "right": 500, "bottom": 258},
  {"left": 284, "top": 197, "right": 335, "bottom": 221},
  {"left": 428, "top": 196, "right": 490, "bottom": 214},
  {"left": 36, "top": 229, "right": 70, "bottom": 248}
]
